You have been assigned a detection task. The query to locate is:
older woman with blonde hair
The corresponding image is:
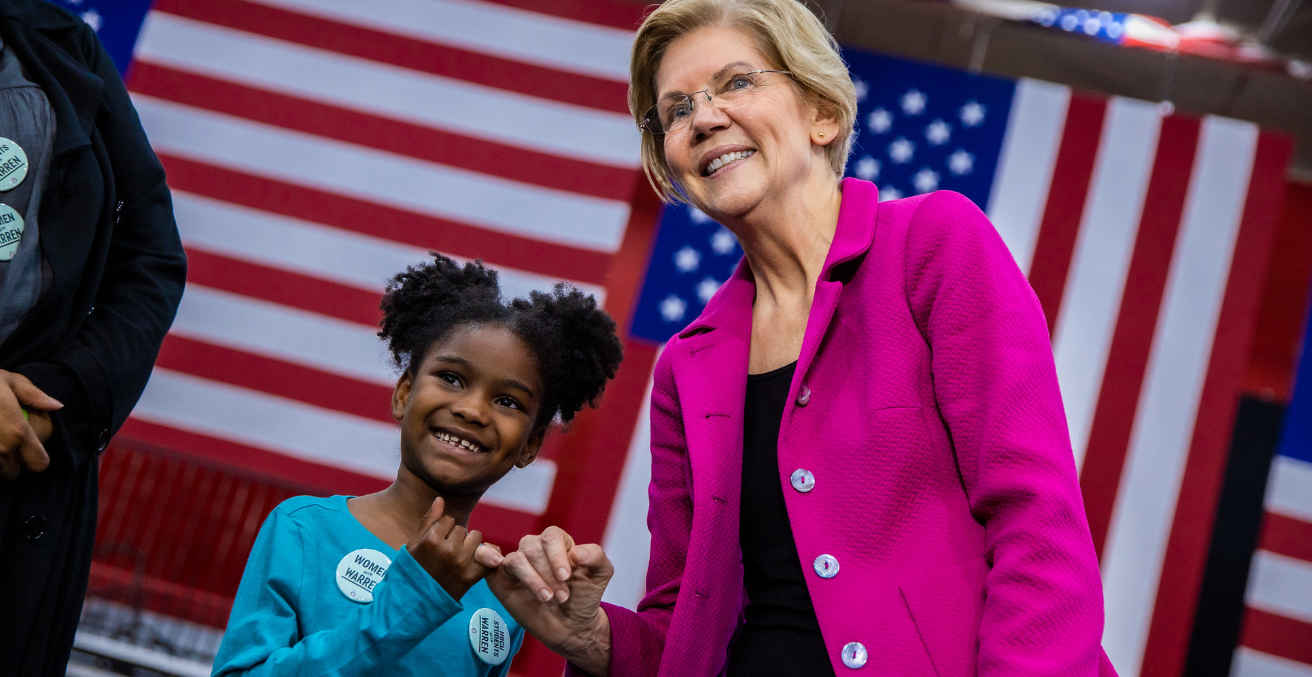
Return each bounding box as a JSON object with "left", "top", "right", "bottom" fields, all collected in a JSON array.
[{"left": 481, "top": 0, "right": 1117, "bottom": 674}]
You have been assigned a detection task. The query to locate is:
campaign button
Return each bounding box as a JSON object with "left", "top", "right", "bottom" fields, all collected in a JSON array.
[
  {"left": 335, "top": 548, "right": 392, "bottom": 604},
  {"left": 468, "top": 607, "right": 511, "bottom": 665},
  {"left": 0, "top": 138, "right": 28, "bottom": 191},
  {"left": 0, "top": 204, "right": 24, "bottom": 261}
]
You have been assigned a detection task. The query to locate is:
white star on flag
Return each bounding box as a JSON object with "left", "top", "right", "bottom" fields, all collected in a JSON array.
[
  {"left": 960, "top": 101, "right": 986, "bottom": 127},
  {"left": 948, "top": 149, "right": 974, "bottom": 175},
  {"left": 696, "top": 277, "right": 720, "bottom": 303},
  {"left": 688, "top": 206, "right": 711, "bottom": 224},
  {"left": 867, "top": 108, "right": 893, "bottom": 134},
  {"left": 888, "top": 137, "right": 915, "bottom": 164},
  {"left": 673, "top": 246, "right": 701, "bottom": 272},
  {"left": 913, "top": 167, "right": 940, "bottom": 193},
  {"left": 879, "top": 186, "right": 903, "bottom": 201},
  {"left": 901, "top": 89, "right": 927, "bottom": 115},
  {"left": 854, "top": 155, "right": 880, "bottom": 181},
  {"left": 853, "top": 78, "right": 869, "bottom": 102},
  {"left": 710, "top": 228, "right": 737, "bottom": 255},
  {"left": 81, "top": 9, "right": 102, "bottom": 31},
  {"left": 660, "top": 295, "right": 688, "bottom": 322},
  {"left": 925, "top": 119, "right": 951, "bottom": 146}
]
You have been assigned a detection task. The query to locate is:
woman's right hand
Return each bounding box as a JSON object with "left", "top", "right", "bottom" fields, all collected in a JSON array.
[{"left": 482, "top": 526, "right": 613, "bottom": 675}]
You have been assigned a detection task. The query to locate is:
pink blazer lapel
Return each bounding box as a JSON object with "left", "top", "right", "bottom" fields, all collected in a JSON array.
[{"left": 669, "top": 261, "right": 754, "bottom": 508}]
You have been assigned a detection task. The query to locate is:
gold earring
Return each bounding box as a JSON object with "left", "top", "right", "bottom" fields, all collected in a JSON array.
[{"left": 818, "top": 132, "right": 825, "bottom": 138}]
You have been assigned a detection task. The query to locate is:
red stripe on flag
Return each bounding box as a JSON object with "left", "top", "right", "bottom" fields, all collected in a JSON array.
[
  {"left": 183, "top": 247, "right": 383, "bottom": 327},
  {"left": 1239, "top": 607, "right": 1312, "bottom": 666},
  {"left": 129, "top": 63, "right": 639, "bottom": 203},
  {"left": 155, "top": 335, "right": 397, "bottom": 425},
  {"left": 150, "top": 0, "right": 632, "bottom": 114},
  {"left": 118, "top": 418, "right": 390, "bottom": 495},
  {"left": 1141, "top": 131, "right": 1295, "bottom": 677},
  {"left": 1080, "top": 115, "right": 1200, "bottom": 557},
  {"left": 1259, "top": 512, "right": 1312, "bottom": 564},
  {"left": 115, "top": 419, "right": 541, "bottom": 550},
  {"left": 1027, "top": 94, "right": 1106, "bottom": 334},
  {"left": 158, "top": 155, "right": 613, "bottom": 285}
]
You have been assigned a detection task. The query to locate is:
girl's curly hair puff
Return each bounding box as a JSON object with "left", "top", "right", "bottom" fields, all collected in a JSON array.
[{"left": 378, "top": 254, "right": 623, "bottom": 430}]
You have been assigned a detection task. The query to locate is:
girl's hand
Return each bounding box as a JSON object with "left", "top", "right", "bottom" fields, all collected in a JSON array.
[
  {"left": 407, "top": 496, "right": 489, "bottom": 601},
  {"left": 484, "top": 527, "right": 613, "bottom": 675}
]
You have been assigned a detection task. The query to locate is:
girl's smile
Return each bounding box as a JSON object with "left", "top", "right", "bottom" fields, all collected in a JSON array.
[{"left": 393, "top": 324, "right": 545, "bottom": 498}]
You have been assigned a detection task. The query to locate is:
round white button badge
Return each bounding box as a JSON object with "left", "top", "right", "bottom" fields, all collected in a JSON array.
[
  {"left": 335, "top": 549, "right": 392, "bottom": 604},
  {"left": 0, "top": 204, "right": 24, "bottom": 261},
  {"left": 468, "top": 607, "right": 511, "bottom": 666},
  {"left": 813, "top": 554, "right": 839, "bottom": 579},
  {"left": 0, "top": 138, "right": 28, "bottom": 191}
]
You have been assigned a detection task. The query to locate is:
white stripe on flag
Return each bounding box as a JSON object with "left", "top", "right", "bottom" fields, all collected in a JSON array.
[
  {"left": 1054, "top": 97, "right": 1162, "bottom": 471},
  {"left": 601, "top": 364, "right": 656, "bottom": 609},
  {"left": 172, "top": 192, "right": 606, "bottom": 303},
  {"left": 1232, "top": 648, "right": 1312, "bottom": 677},
  {"left": 131, "top": 368, "right": 557, "bottom": 514},
  {"left": 171, "top": 285, "right": 394, "bottom": 386},
  {"left": 1266, "top": 455, "right": 1312, "bottom": 522},
  {"left": 987, "top": 78, "right": 1070, "bottom": 275},
  {"left": 1101, "top": 115, "right": 1259, "bottom": 677},
  {"left": 133, "top": 95, "right": 630, "bottom": 253},
  {"left": 135, "top": 13, "right": 640, "bottom": 168},
  {"left": 1246, "top": 550, "right": 1312, "bottom": 625},
  {"left": 247, "top": 0, "right": 634, "bottom": 81}
]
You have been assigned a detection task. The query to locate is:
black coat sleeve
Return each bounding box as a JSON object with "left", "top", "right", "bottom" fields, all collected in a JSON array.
[{"left": 15, "top": 23, "right": 186, "bottom": 471}]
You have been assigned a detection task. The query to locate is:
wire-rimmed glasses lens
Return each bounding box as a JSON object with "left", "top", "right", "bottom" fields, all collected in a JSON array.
[{"left": 640, "top": 69, "right": 789, "bottom": 135}]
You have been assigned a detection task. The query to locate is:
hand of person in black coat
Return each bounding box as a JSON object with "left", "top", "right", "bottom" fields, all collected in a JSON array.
[{"left": 0, "top": 369, "right": 62, "bottom": 480}]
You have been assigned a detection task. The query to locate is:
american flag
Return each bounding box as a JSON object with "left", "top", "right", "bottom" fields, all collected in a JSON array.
[
  {"left": 1234, "top": 312, "right": 1312, "bottom": 676},
  {"left": 624, "top": 49, "right": 1295, "bottom": 677},
  {"left": 60, "top": 1, "right": 1299, "bottom": 675},
  {"left": 68, "top": 0, "right": 666, "bottom": 609}
]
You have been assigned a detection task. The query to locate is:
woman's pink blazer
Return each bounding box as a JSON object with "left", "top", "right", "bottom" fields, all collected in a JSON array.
[{"left": 591, "top": 179, "right": 1116, "bottom": 676}]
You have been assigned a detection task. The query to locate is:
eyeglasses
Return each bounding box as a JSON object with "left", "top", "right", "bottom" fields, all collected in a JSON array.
[{"left": 639, "top": 69, "right": 791, "bottom": 136}]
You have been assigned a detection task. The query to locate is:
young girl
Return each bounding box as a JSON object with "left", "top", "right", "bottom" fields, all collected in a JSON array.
[{"left": 211, "top": 255, "right": 624, "bottom": 677}]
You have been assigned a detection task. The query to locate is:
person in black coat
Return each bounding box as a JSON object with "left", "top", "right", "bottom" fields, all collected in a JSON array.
[{"left": 0, "top": 1, "right": 185, "bottom": 674}]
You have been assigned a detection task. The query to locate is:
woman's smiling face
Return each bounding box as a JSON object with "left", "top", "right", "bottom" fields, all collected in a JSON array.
[
  {"left": 656, "top": 25, "right": 826, "bottom": 219},
  {"left": 392, "top": 323, "right": 545, "bottom": 498}
]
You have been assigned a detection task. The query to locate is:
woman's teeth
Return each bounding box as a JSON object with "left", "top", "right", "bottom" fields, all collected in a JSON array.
[
  {"left": 435, "top": 430, "right": 484, "bottom": 452},
  {"left": 705, "top": 149, "right": 755, "bottom": 176}
]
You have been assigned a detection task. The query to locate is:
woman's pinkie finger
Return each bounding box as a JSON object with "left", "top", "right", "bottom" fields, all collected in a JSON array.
[
  {"left": 540, "top": 529, "right": 573, "bottom": 583},
  {"left": 501, "top": 551, "right": 555, "bottom": 603},
  {"left": 522, "top": 537, "right": 568, "bottom": 602}
]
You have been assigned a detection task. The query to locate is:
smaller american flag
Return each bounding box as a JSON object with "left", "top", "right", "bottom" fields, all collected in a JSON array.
[{"left": 1233, "top": 311, "right": 1312, "bottom": 675}]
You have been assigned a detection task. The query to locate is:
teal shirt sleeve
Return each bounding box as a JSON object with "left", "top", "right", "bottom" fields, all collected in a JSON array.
[{"left": 212, "top": 507, "right": 464, "bottom": 677}]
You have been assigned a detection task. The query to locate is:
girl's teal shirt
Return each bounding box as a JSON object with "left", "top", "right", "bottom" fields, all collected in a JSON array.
[{"left": 212, "top": 495, "right": 523, "bottom": 677}]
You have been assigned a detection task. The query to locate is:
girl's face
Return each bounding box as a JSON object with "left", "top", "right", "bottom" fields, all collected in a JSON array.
[{"left": 392, "top": 323, "right": 545, "bottom": 499}]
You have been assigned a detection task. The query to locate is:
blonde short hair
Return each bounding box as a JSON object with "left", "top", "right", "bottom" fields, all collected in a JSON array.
[{"left": 629, "top": 0, "right": 857, "bottom": 203}]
